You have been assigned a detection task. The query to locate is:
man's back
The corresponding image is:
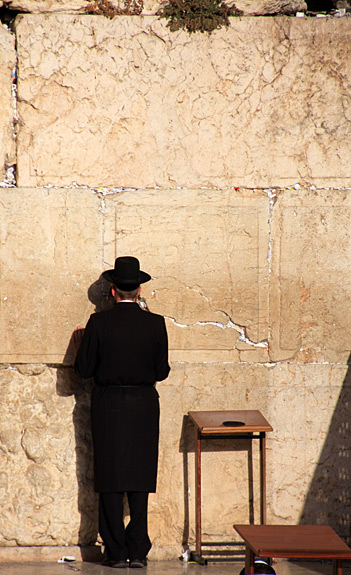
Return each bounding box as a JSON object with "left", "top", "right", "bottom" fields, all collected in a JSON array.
[{"left": 75, "top": 302, "right": 170, "bottom": 385}]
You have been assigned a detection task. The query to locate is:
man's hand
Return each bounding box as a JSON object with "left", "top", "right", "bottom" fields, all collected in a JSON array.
[{"left": 71, "top": 327, "right": 85, "bottom": 358}]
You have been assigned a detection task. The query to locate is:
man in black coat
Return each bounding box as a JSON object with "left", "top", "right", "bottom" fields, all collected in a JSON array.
[{"left": 73, "top": 256, "right": 170, "bottom": 569}]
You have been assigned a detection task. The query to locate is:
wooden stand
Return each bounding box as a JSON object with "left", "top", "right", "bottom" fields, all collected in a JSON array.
[
  {"left": 234, "top": 524, "right": 351, "bottom": 575},
  {"left": 188, "top": 410, "right": 273, "bottom": 560}
]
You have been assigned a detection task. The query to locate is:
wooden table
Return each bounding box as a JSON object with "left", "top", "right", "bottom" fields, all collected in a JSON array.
[
  {"left": 188, "top": 410, "right": 273, "bottom": 558},
  {"left": 234, "top": 525, "right": 351, "bottom": 575}
]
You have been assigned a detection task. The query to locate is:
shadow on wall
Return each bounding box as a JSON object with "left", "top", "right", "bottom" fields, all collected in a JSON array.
[
  {"left": 56, "top": 368, "right": 98, "bottom": 556},
  {"left": 55, "top": 276, "right": 113, "bottom": 559},
  {"left": 300, "top": 356, "right": 351, "bottom": 544}
]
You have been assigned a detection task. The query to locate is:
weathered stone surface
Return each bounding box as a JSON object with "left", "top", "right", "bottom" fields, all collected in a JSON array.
[
  {"left": 331, "top": 0, "right": 351, "bottom": 8},
  {"left": 0, "top": 365, "right": 97, "bottom": 547},
  {"left": 104, "top": 188, "right": 270, "bottom": 355},
  {"left": 266, "top": 363, "right": 351, "bottom": 543},
  {"left": 0, "top": 188, "right": 102, "bottom": 363},
  {"left": 4, "top": 0, "right": 146, "bottom": 13},
  {"left": 15, "top": 16, "right": 351, "bottom": 189},
  {"left": 0, "top": 188, "right": 269, "bottom": 363},
  {"left": 0, "top": 24, "right": 16, "bottom": 184},
  {"left": 5, "top": 0, "right": 89, "bottom": 11},
  {"left": 1, "top": 0, "right": 351, "bottom": 561},
  {"left": 5, "top": 186, "right": 351, "bottom": 366},
  {"left": 4, "top": 0, "right": 307, "bottom": 15},
  {"left": 234, "top": 0, "right": 306, "bottom": 14},
  {"left": 270, "top": 189, "right": 351, "bottom": 363},
  {"left": 152, "top": 362, "right": 271, "bottom": 555},
  {"left": 4, "top": 0, "right": 151, "bottom": 14},
  {"left": 2, "top": 360, "right": 350, "bottom": 553},
  {"left": 1, "top": 186, "right": 351, "bottom": 554},
  {"left": 0, "top": 362, "right": 271, "bottom": 554}
]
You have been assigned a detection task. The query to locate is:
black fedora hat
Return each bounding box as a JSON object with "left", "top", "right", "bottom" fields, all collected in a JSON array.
[{"left": 102, "top": 256, "right": 151, "bottom": 290}]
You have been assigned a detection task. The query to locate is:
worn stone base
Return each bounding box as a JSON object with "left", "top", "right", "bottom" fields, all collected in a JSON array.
[{"left": 0, "top": 545, "right": 102, "bottom": 562}]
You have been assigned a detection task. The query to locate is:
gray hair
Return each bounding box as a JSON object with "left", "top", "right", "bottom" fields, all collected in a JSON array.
[{"left": 113, "top": 285, "right": 140, "bottom": 300}]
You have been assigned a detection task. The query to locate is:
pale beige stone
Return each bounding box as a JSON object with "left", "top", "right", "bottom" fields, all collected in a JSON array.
[
  {"left": 0, "top": 545, "right": 103, "bottom": 561},
  {"left": 2, "top": 3, "right": 351, "bottom": 561},
  {"left": 0, "top": 24, "right": 16, "bottom": 183},
  {"left": 15, "top": 16, "right": 351, "bottom": 189},
  {"left": 8, "top": 0, "right": 150, "bottom": 11},
  {"left": 235, "top": 0, "right": 306, "bottom": 14},
  {"left": 0, "top": 187, "right": 269, "bottom": 362},
  {"left": 3, "top": 0, "right": 306, "bottom": 15},
  {"left": 0, "top": 361, "right": 271, "bottom": 553},
  {"left": 0, "top": 365, "right": 97, "bottom": 546},
  {"left": 5, "top": 0, "right": 143, "bottom": 14},
  {"left": 0, "top": 188, "right": 102, "bottom": 363},
  {"left": 266, "top": 363, "right": 351, "bottom": 542},
  {"left": 1, "top": 341, "right": 350, "bottom": 552},
  {"left": 270, "top": 189, "right": 351, "bottom": 363},
  {"left": 6, "top": 0, "right": 88, "bottom": 11},
  {"left": 104, "top": 188, "right": 269, "bottom": 350},
  {"left": 148, "top": 363, "right": 271, "bottom": 555}
]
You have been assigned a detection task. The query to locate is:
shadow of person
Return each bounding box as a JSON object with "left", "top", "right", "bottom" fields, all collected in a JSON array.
[
  {"left": 64, "top": 277, "right": 115, "bottom": 366},
  {"left": 57, "top": 275, "right": 114, "bottom": 562},
  {"left": 300, "top": 354, "right": 351, "bottom": 545},
  {"left": 56, "top": 368, "right": 99, "bottom": 561}
]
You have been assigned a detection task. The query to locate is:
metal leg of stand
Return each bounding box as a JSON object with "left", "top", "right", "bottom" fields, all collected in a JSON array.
[
  {"left": 245, "top": 546, "right": 255, "bottom": 574},
  {"left": 334, "top": 559, "right": 343, "bottom": 575},
  {"left": 195, "top": 429, "right": 202, "bottom": 557},
  {"left": 260, "top": 432, "right": 266, "bottom": 525}
]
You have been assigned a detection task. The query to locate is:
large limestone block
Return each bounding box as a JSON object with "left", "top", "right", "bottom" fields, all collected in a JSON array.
[
  {"left": 0, "top": 362, "right": 270, "bottom": 553},
  {"left": 15, "top": 16, "right": 351, "bottom": 189},
  {"left": 103, "top": 188, "right": 269, "bottom": 359},
  {"left": 0, "top": 187, "right": 269, "bottom": 364},
  {"left": 0, "top": 24, "right": 16, "bottom": 183},
  {"left": 266, "top": 363, "right": 351, "bottom": 543},
  {"left": 1, "top": 360, "right": 349, "bottom": 553},
  {"left": 269, "top": 189, "right": 351, "bottom": 363},
  {"left": 0, "top": 365, "right": 97, "bottom": 547},
  {"left": 0, "top": 189, "right": 102, "bottom": 363}
]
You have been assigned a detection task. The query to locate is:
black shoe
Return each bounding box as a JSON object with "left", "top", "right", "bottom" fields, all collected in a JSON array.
[
  {"left": 130, "top": 558, "right": 147, "bottom": 568},
  {"left": 102, "top": 558, "right": 129, "bottom": 568}
]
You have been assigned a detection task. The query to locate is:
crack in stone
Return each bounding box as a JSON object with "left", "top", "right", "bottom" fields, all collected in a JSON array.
[
  {"left": 263, "top": 187, "right": 279, "bottom": 356},
  {"left": 1, "top": 25, "right": 17, "bottom": 187},
  {"left": 165, "top": 315, "right": 268, "bottom": 349}
]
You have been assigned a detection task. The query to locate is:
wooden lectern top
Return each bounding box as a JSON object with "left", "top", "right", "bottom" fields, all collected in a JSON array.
[
  {"left": 188, "top": 410, "right": 273, "bottom": 435},
  {"left": 234, "top": 525, "right": 351, "bottom": 559}
]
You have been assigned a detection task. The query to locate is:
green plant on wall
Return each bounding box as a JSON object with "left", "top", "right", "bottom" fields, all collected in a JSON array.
[
  {"left": 85, "top": 0, "right": 143, "bottom": 17},
  {"left": 157, "top": 0, "right": 242, "bottom": 33}
]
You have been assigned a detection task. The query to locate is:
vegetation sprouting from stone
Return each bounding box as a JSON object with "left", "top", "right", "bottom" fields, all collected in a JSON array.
[
  {"left": 157, "top": 0, "right": 242, "bottom": 33},
  {"left": 85, "top": 0, "right": 143, "bottom": 17}
]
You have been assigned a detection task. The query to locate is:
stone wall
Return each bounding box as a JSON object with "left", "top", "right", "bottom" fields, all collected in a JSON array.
[
  {"left": 13, "top": 16, "right": 351, "bottom": 189},
  {"left": 2, "top": 0, "right": 309, "bottom": 17},
  {"left": 1, "top": 12, "right": 351, "bottom": 561}
]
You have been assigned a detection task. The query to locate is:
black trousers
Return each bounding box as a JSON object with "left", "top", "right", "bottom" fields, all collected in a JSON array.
[{"left": 99, "top": 492, "right": 151, "bottom": 561}]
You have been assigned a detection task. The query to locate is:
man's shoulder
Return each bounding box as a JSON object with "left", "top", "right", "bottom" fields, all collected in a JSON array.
[
  {"left": 141, "top": 308, "right": 166, "bottom": 324},
  {"left": 88, "top": 306, "right": 118, "bottom": 325},
  {"left": 90, "top": 305, "right": 165, "bottom": 323}
]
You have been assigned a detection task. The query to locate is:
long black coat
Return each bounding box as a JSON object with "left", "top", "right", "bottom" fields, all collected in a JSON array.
[{"left": 74, "top": 302, "right": 170, "bottom": 493}]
